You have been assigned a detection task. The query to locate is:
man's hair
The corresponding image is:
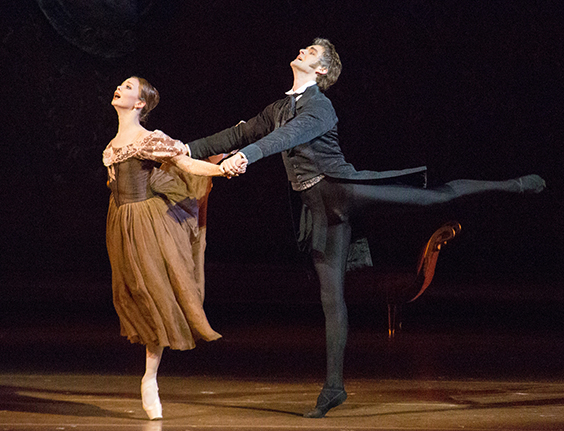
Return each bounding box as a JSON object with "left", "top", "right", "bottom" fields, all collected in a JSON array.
[
  {"left": 312, "top": 38, "right": 342, "bottom": 91},
  {"left": 132, "top": 76, "right": 160, "bottom": 124}
]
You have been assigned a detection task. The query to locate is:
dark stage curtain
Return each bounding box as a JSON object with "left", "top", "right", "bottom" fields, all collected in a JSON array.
[{"left": 35, "top": 0, "right": 153, "bottom": 57}]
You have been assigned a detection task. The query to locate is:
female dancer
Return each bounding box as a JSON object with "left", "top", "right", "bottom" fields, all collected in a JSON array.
[{"left": 103, "top": 76, "right": 240, "bottom": 420}]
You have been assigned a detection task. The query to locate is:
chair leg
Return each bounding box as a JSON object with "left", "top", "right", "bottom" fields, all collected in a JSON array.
[
  {"left": 387, "top": 303, "right": 402, "bottom": 340},
  {"left": 386, "top": 221, "right": 461, "bottom": 339}
]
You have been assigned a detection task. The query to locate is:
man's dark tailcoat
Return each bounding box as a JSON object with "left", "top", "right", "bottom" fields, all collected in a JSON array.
[
  {"left": 189, "top": 84, "right": 426, "bottom": 185},
  {"left": 189, "top": 84, "right": 426, "bottom": 253}
]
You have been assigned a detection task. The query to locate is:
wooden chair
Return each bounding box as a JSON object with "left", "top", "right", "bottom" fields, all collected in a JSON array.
[{"left": 385, "top": 221, "right": 462, "bottom": 339}]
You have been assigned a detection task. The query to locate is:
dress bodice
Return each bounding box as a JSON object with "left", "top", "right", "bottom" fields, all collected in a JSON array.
[
  {"left": 109, "top": 158, "right": 158, "bottom": 206},
  {"left": 103, "top": 130, "right": 190, "bottom": 207}
]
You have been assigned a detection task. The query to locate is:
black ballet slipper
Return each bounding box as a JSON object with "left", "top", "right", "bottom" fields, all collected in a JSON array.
[
  {"left": 303, "top": 387, "right": 347, "bottom": 418},
  {"left": 516, "top": 174, "right": 546, "bottom": 194}
]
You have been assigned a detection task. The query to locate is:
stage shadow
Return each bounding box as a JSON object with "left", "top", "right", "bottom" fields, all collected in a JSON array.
[{"left": 0, "top": 384, "right": 134, "bottom": 419}]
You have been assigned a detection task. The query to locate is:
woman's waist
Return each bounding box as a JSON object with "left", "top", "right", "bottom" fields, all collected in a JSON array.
[{"left": 110, "top": 183, "right": 156, "bottom": 206}]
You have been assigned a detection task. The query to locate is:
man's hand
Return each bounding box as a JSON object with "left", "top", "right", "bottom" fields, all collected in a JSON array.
[{"left": 220, "top": 152, "right": 248, "bottom": 177}]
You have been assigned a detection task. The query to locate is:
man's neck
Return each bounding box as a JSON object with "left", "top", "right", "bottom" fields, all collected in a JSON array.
[
  {"left": 290, "top": 80, "right": 317, "bottom": 95},
  {"left": 291, "top": 69, "right": 318, "bottom": 92}
]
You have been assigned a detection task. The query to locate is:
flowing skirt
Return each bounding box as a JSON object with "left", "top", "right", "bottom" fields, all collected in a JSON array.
[{"left": 106, "top": 194, "right": 221, "bottom": 350}]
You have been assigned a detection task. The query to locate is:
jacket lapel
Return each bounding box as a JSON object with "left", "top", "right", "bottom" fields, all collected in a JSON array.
[{"left": 295, "top": 84, "right": 318, "bottom": 112}]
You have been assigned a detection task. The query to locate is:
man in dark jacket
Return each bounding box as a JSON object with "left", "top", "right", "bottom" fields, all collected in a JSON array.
[{"left": 189, "top": 38, "right": 545, "bottom": 418}]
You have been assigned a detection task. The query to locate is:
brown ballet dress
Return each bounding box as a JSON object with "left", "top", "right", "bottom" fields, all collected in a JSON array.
[{"left": 103, "top": 130, "right": 221, "bottom": 350}]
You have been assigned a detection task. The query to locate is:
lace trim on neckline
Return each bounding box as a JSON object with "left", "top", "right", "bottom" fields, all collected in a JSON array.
[{"left": 103, "top": 130, "right": 160, "bottom": 167}]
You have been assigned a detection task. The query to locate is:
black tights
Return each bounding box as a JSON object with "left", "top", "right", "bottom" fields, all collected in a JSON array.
[
  {"left": 304, "top": 175, "right": 540, "bottom": 390},
  {"left": 311, "top": 221, "right": 351, "bottom": 389}
]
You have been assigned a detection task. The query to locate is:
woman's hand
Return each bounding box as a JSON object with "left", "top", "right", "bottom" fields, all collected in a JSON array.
[{"left": 219, "top": 152, "right": 248, "bottom": 178}]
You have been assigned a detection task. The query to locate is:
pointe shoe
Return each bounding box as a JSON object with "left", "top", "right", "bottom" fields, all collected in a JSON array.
[
  {"left": 516, "top": 174, "right": 546, "bottom": 194},
  {"left": 141, "top": 379, "right": 163, "bottom": 420},
  {"left": 304, "top": 387, "right": 347, "bottom": 418}
]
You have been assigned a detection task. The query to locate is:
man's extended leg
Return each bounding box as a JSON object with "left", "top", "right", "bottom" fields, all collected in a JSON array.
[{"left": 349, "top": 174, "right": 545, "bottom": 209}]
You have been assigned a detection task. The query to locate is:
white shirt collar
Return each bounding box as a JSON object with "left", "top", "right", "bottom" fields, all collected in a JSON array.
[{"left": 285, "top": 80, "right": 317, "bottom": 98}]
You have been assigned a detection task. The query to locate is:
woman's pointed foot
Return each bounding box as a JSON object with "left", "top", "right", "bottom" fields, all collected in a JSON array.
[
  {"left": 303, "top": 387, "right": 347, "bottom": 418},
  {"left": 141, "top": 378, "right": 163, "bottom": 420}
]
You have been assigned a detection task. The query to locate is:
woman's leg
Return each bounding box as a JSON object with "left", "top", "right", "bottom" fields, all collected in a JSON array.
[{"left": 141, "top": 344, "right": 164, "bottom": 420}]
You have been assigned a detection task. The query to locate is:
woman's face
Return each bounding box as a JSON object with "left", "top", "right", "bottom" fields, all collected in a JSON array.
[{"left": 112, "top": 77, "right": 142, "bottom": 109}]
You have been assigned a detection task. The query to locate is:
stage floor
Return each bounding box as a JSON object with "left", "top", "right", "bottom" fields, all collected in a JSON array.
[
  {"left": 2, "top": 373, "right": 564, "bottom": 430},
  {"left": 1, "top": 272, "right": 563, "bottom": 430}
]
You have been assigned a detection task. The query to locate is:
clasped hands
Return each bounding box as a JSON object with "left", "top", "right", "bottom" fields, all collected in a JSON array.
[{"left": 219, "top": 152, "right": 248, "bottom": 178}]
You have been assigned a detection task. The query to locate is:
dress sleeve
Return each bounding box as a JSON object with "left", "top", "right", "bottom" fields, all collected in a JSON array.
[{"left": 138, "top": 130, "right": 189, "bottom": 163}]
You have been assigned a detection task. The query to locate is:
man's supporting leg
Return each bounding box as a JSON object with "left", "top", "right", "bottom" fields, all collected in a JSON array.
[{"left": 304, "top": 221, "right": 351, "bottom": 418}]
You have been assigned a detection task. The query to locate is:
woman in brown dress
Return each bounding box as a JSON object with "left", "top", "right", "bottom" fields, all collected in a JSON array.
[{"left": 103, "top": 76, "right": 244, "bottom": 420}]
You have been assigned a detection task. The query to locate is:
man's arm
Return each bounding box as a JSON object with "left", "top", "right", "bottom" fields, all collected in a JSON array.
[
  {"left": 188, "top": 104, "right": 277, "bottom": 160},
  {"left": 239, "top": 96, "right": 338, "bottom": 164}
]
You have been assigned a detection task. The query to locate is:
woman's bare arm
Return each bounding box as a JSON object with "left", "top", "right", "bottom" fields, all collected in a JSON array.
[{"left": 171, "top": 154, "right": 225, "bottom": 177}]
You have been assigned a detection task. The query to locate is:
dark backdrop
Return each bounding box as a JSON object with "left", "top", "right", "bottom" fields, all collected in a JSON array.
[{"left": 1, "top": 1, "right": 563, "bottom": 298}]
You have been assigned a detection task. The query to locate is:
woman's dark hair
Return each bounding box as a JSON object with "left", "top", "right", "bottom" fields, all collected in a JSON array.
[{"left": 132, "top": 76, "right": 160, "bottom": 123}]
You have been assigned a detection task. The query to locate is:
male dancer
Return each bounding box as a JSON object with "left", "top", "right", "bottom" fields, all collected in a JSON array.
[{"left": 188, "top": 38, "right": 545, "bottom": 417}]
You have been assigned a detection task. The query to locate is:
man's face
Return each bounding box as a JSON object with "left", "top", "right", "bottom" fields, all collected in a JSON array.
[{"left": 290, "top": 44, "right": 327, "bottom": 75}]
